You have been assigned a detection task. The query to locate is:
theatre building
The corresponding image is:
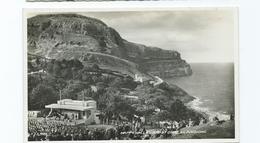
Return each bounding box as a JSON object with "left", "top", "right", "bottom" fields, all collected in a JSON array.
[{"left": 45, "top": 99, "right": 100, "bottom": 125}]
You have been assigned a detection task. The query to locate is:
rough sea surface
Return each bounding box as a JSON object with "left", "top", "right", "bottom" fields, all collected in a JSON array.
[{"left": 165, "top": 63, "right": 235, "bottom": 120}]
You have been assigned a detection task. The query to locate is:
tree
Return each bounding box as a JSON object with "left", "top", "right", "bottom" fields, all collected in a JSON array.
[
  {"left": 92, "top": 64, "right": 100, "bottom": 71},
  {"left": 29, "top": 84, "right": 58, "bottom": 110},
  {"left": 62, "top": 81, "right": 89, "bottom": 100},
  {"left": 152, "top": 110, "right": 171, "bottom": 122},
  {"left": 77, "top": 88, "right": 93, "bottom": 100},
  {"left": 71, "top": 59, "right": 83, "bottom": 70},
  {"left": 61, "top": 68, "right": 73, "bottom": 79},
  {"left": 28, "top": 75, "right": 41, "bottom": 94},
  {"left": 44, "top": 75, "right": 67, "bottom": 91},
  {"left": 133, "top": 104, "right": 154, "bottom": 117},
  {"left": 154, "top": 97, "right": 167, "bottom": 110},
  {"left": 41, "top": 20, "right": 51, "bottom": 31},
  {"left": 121, "top": 77, "right": 138, "bottom": 90},
  {"left": 46, "top": 59, "right": 55, "bottom": 74},
  {"left": 168, "top": 99, "right": 188, "bottom": 121},
  {"left": 110, "top": 77, "right": 123, "bottom": 88},
  {"left": 108, "top": 95, "right": 136, "bottom": 121},
  {"left": 53, "top": 61, "right": 62, "bottom": 77}
]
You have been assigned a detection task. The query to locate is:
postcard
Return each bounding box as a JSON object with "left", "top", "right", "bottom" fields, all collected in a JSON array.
[{"left": 24, "top": 8, "right": 239, "bottom": 142}]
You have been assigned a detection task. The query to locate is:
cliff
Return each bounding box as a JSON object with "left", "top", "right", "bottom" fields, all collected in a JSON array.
[{"left": 28, "top": 14, "right": 192, "bottom": 78}]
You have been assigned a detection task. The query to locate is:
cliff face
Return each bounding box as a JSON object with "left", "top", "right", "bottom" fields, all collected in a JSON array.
[{"left": 28, "top": 14, "right": 192, "bottom": 78}]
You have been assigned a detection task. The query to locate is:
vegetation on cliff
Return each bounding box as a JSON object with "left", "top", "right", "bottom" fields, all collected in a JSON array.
[
  {"left": 28, "top": 57, "right": 202, "bottom": 124},
  {"left": 28, "top": 14, "right": 192, "bottom": 78}
]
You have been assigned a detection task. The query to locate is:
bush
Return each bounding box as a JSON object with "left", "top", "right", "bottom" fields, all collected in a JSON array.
[{"left": 29, "top": 84, "right": 58, "bottom": 110}]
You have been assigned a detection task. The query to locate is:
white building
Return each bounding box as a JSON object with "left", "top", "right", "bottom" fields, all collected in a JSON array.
[
  {"left": 153, "top": 76, "right": 164, "bottom": 86},
  {"left": 45, "top": 99, "right": 100, "bottom": 125},
  {"left": 28, "top": 111, "right": 40, "bottom": 118},
  {"left": 134, "top": 74, "right": 143, "bottom": 83}
]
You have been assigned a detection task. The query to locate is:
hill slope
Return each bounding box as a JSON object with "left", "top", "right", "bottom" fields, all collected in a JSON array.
[{"left": 28, "top": 14, "right": 192, "bottom": 78}]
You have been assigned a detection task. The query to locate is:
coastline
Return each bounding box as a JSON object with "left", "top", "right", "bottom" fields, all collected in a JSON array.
[
  {"left": 186, "top": 96, "right": 230, "bottom": 121},
  {"left": 166, "top": 63, "right": 234, "bottom": 122}
]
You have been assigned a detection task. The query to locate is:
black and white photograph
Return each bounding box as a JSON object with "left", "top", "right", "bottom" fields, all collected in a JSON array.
[{"left": 24, "top": 8, "right": 238, "bottom": 142}]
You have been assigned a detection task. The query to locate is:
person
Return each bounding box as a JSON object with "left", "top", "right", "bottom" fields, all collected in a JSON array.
[
  {"left": 65, "top": 133, "right": 72, "bottom": 140},
  {"left": 128, "top": 133, "right": 134, "bottom": 139},
  {"left": 173, "top": 121, "right": 179, "bottom": 130},
  {"left": 141, "top": 127, "right": 146, "bottom": 134},
  {"left": 188, "top": 118, "right": 193, "bottom": 127},
  {"left": 64, "top": 114, "right": 68, "bottom": 121},
  {"left": 213, "top": 116, "right": 219, "bottom": 122},
  {"left": 143, "top": 133, "right": 151, "bottom": 140},
  {"left": 199, "top": 117, "right": 205, "bottom": 125},
  {"left": 28, "top": 133, "right": 34, "bottom": 141},
  {"left": 72, "top": 114, "right": 74, "bottom": 120},
  {"left": 230, "top": 114, "right": 234, "bottom": 120}
]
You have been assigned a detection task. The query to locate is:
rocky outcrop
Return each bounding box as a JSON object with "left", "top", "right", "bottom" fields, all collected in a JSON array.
[{"left": 28, "top": 14, "right": 192, "bottom": 78}]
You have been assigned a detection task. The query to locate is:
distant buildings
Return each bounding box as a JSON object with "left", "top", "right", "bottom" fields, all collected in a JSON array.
[
  {"left": 152, "top": 76, "right": 164, "bottom": 86},
  {"left": 90, "top": 85, "right": 98, "bottom": 92},
  {"left": 134, "top": 74, "right": 164, "bottom": 87},
  {"left": 134, "top": 74, "right": 143, "bottom": 83}
]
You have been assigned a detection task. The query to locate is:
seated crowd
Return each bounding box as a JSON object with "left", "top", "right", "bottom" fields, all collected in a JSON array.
[
  {"left": 28, "top": 119, "right": 116, "bottom": 141},
  {"left": 28, "top": 118, "right": 174, "bottom": 141},
  {"left": 29, "top": 115, "right": 226, "bottom": 141}
]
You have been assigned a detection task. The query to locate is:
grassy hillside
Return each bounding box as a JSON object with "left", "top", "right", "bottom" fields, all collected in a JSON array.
[{"left": 28, "top": 14, "right": 192, "bottom": 78}]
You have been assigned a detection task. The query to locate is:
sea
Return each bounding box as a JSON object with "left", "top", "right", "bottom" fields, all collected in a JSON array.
[{"left": 165, "top": 63, "right": 235, "bottom": 120}]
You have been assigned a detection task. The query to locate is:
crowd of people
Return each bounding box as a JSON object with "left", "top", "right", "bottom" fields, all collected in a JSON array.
[
  {"left": 28, "top": 118, "right": 178, "bottom": 141},
  {"left": 28, "top": 113, "right": 231, "bottom": 141},
  {"left": 28, "top": 119, "right": 116, "bottom": 141}
]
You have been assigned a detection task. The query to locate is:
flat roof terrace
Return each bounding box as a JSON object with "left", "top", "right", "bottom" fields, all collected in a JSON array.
[{"left": 45, "top": 99, "right": 96, "bottom": 111}]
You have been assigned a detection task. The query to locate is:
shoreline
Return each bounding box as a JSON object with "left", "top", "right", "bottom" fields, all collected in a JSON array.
[{"left": 186, "top": 96, "right": 230, "bottom": 121}]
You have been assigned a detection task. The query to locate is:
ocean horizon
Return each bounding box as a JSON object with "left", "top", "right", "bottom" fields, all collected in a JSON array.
[{"left": 165, "top": 63, "right": 234, "bottom": 120}]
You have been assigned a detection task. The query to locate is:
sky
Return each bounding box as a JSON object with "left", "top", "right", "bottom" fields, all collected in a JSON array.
[
  {"left": 79, "top": 9, "right": 237, "bottom": 63},
  {"left": 28, "top": 9, "right": 237, "bottom": 63}
]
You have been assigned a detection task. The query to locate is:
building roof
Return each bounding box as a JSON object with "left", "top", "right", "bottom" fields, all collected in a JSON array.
[
  {"left": 124, "top": 95, "right": 139, "bottom": 100},
  {"left": 45, "top": 104, "right": 94, "bottom": 111},
  {"left": 45, "top": 99, "right": 96, "bottom": 111}
]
